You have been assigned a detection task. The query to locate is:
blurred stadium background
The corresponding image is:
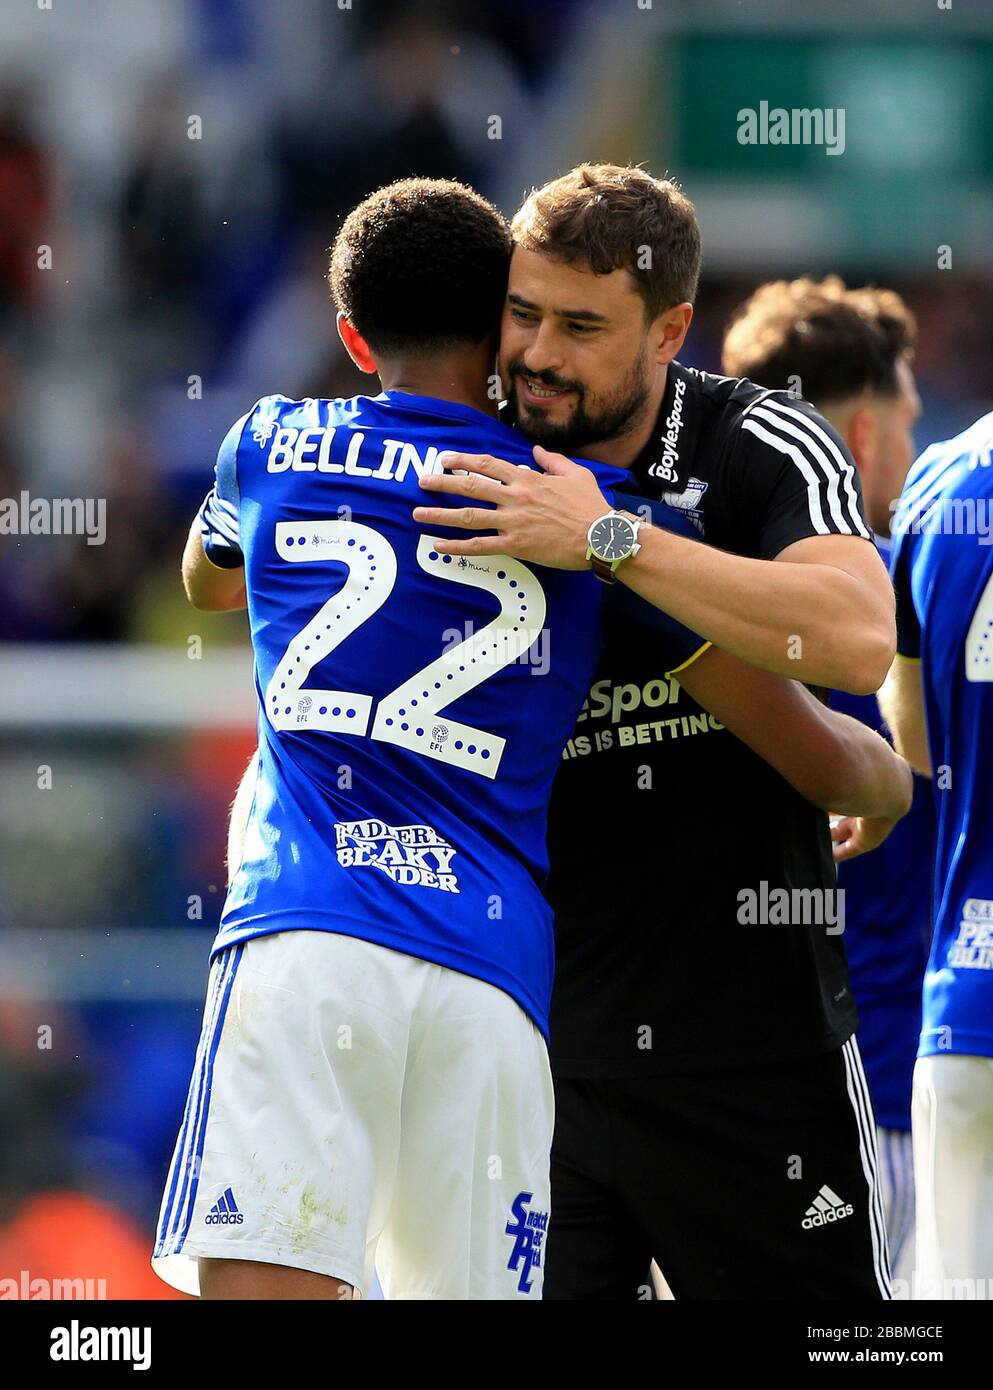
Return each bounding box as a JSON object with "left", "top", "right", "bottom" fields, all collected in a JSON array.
[{"left": 1, "top": 0, "right": 991, "bottom": 1297}]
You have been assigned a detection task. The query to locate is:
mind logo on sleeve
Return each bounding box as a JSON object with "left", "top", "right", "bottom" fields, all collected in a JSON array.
[{"left": 334, "top": 818, "right": 460, "bottom": 892}]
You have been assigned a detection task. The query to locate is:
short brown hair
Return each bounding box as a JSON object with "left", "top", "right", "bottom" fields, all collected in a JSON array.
[
  {"left": 722, "top": 275, "right": 916, "bottom": 403},
  {"left": 511, "top": 163, "right": 702, "bottom": 319}
]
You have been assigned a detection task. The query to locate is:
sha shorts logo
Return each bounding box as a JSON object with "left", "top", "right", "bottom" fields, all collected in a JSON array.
[
  {"left": 334, "top": 818, "right": 459, "bottom": 893},
  {"left": 505, "top": 1191, "right": 548, "bottom": 1294}
]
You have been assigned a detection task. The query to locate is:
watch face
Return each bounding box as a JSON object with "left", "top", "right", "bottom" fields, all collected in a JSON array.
[{"left": 590, "top": 514, "right": 635, "bottom": 562}]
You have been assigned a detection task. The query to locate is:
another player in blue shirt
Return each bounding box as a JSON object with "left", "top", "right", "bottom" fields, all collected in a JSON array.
[
  {"left": 721, "top": 276, "right": 935, "bottom": 1292},
  {"left": 151, "top": 178, "right": 648, "bottom": 1301},
  {"left": 882, "top": 411, "right": 993, "bottom": 1297}
]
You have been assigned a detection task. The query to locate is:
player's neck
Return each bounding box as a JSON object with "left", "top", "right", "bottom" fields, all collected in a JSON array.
[{"left": 378, "top": 352, "right": 498, "bottom": 419}]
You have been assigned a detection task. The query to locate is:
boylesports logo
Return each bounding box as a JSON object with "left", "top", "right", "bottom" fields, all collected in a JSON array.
[
  {"left": 505, "top": 1192, "right": 548, "bottom": 1294},
  {"left": 205, "top": 1187, "right": 244, "bottom": 1226},
  {"left": 802, "top": 1185, "right": 853, "bottom": 1229},
  {"left": 647, "top": 375, "right": 687, "bottom": 484},
  {"left": 334, "top": 818, "right": 459, "bottom": 893}
]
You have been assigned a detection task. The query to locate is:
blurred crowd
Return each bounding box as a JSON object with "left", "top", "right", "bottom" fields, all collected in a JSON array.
[
  {"left": 0, "top": 0, "right": 586, "bottom": 646},
  {"left": 1, "top": 1, "right": 991, "bottom": 647},
  {"left": 2, "top": 0, "right": 993, "bottom": 1298}
]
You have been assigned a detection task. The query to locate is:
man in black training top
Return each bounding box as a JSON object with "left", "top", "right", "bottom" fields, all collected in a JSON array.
[{"left": 415, "top": 164, "right": 902, "bottom": 1298}]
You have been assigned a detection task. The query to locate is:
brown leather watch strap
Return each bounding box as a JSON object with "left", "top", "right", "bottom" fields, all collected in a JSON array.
[{"left": 590, "top": 556, "right": 617, "bottom": 584}]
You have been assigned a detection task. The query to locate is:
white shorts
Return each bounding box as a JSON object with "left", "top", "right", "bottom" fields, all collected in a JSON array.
[
  {"left": 912, "top": 1053, "right": 993, "bottom": 1299},
  {"left": 152, "top": 931, "right": 554, "bottom": 1299}
]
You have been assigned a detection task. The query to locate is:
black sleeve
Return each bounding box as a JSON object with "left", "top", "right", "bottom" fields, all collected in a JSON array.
[
  {"left": 728, "top": 393, "right": 873, "bottom": 560},
  {"left": 888, "top": 520, "right": 923, "bottom": 660}
]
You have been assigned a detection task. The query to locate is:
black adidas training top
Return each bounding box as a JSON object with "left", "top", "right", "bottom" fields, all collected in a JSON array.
[{"left": 546, "top": 362, "right": 869, "bottom": 1076}]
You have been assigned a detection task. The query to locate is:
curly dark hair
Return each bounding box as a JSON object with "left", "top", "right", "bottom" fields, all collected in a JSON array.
[
  {"left": 328, "top": 178, "right": 511, "bottom": 357},
  {"left": 722, "top": 275, "right": 916, "bottom": 402}
]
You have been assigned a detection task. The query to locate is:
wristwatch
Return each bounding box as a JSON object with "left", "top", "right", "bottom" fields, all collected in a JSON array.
[{"left": 586, "top": 510, "right": 643, "bottom": 584}]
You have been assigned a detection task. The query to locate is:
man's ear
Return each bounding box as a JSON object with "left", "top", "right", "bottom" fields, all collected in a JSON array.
[
  {"left": 337, "top": 313, "right": 378, "bottom": 374},
  {"left": 847, "top": 405, "right": 880, "bottom": 475},
  {"left": 652, "top": 303, "right": 693, "bottom": 366}
]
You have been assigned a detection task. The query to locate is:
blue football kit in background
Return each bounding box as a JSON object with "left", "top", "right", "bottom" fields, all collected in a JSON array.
[
  {"left": 890, "top": 412, "right": 993, "bottom": 1062},
  {"left": 829, "top": 537, "right": 935, "bottom": 1131}
]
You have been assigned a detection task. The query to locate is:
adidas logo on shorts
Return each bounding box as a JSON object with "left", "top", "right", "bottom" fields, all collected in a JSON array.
[
  {"left": 802, "top": 1184, "right": 853, "bottom": 1229},
  {"left": 205, "top": 1186, "right": 244, "bottom": 1226}
]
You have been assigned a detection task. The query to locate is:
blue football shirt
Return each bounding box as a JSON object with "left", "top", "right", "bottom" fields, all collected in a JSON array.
[
  {"left": 828, "top": 538, "right": 934, "bottom": 1129},
  {"left": 196, "top": 391, "right": 700, "bottom": 1038},
  {"left": 889, "top": 412, "right": 993, "bottom": 1061}
]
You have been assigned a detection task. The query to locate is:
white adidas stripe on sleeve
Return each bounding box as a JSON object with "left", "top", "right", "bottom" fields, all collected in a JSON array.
[
  {"left": 741, "top": 397, "right": 872, "bottom": 540},
  {"left": 740, "top": 416, "right": 830, "bottom": 535},
  {"left": 760, "top": 398, "right": 871, "bottom": 539}
]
